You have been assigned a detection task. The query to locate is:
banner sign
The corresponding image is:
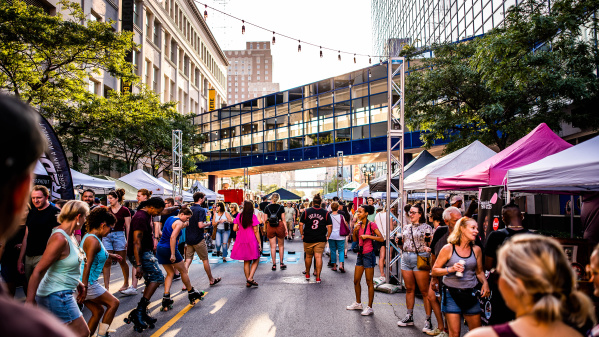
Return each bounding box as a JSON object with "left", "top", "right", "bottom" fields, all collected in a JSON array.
[
  {"left": 209, "top": 89, "right": 216, "bottom": 111},
  {"left": 477, "top": 186, "right": 504, "bottom": 243},
  {"left": 38, "top": 114, "right": 75, "bottom": 200}
]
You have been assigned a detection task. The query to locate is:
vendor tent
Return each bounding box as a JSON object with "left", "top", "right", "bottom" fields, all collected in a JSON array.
[
  {"left": 71, "top": 169, "right": 115, "bottom": 193},
  {"left": 404, "top": 141, "right": 496, "bottom": 191},
  {"left": 438, "top": 123, "right": 572, "bottom": 191},
  {"left": 507, "top": 135, "right": 599, "bottom": 193},
  {"left": 264, "top": 188, "right": 301, "bottom": 200},
  {"left": 188, "top": 181, "right": 224, "bottom": 200},
  {"left": 98, "top": 176, "right": 138, "bottom": 201},
  {"left": 369, "top": 150, "right": 437, "bottom": 192},
  {"left": 341, "top": 181, "right": 362, "bottom": 191},
  {"left": 324, "top": 190, "right": 356, "bottom": 200},
  {"left": 118, "top": 169, "right": 174, "bottom": 197}
]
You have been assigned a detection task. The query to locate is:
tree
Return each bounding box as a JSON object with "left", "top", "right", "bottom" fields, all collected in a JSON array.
[
  {"left": 0, "top": 0, "right": 135, "bottom": 106},
  {"left": 229, "top": 176, "right": 244, "bottom": 188},
  {"left": 290, "top": 189, "right": 306, "bottom": 198},
  {"left": 257, "top": 184, "right": 279, "bottom": 194},
  {"left": 402, "top": 0, "right": 599, "bottom": 153},
  {"left": 325, "top": 178, "right": 347, "bottom": 194}
]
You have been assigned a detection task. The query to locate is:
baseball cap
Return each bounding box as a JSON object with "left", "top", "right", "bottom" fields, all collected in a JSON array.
[{"left": 450, "top": 195, "right": 463, "bottom": 204}]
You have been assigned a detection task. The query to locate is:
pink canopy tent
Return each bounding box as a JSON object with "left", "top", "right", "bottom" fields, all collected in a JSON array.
[{"left": 437, "top": 123, "right": 573, "bottom": 191}]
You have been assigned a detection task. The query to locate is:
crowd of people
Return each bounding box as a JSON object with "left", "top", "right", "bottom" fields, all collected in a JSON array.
[{"left": 1, "top": 93, "right": 599, "bottom": 337}]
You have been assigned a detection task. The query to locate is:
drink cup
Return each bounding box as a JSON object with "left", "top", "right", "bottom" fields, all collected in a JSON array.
[{"left": 456, "top": 259, "right": 466, "bottom": 277}]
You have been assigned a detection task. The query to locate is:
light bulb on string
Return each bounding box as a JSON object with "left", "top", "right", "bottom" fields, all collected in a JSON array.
[
  {"left": 298, "top": 40, "right": 301, "bottom": 52},
  {"left": 242, "top": 20, "right": 245, "bottom": 34},
  {"left": 320, "top": 46, "right": 323, "bottom": 58},
  {"left": 272, "top": 32, "right": 275, "bottom": 45},
  {"left": 204, "top": 5, "right": 208, "bottom": 20},
  {"left": 369, "top": 55, "right": 371, "bottom": 64},
  {"left": 354, "top": 54, "right": 356, "bottom": 63},
  {"left": 338, "top": 51, "right": 341, "bottom": 61}
]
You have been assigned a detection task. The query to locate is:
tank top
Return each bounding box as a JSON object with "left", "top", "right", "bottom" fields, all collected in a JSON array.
[
  {"left": 215, "top": 212, "right": 228, "bottom": 230},
  {"left": 491, "top": 323, "right": 519, "bottom": 337},
  {"left": 442, "top": 244, "right": 478, "bottom": 289},
  {"left": 157, "top": 216, "right": 181, "bottom": 249},
  {"left": 37, "top": 229, "right": 83, "bottom": 297},
  {"left": 80, "top": 234, "right": 108, "bottom": 285}
]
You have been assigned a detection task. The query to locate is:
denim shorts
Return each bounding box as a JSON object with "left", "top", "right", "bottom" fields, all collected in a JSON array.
[
  {"left": 356, "top": 251, "right": 376, "bottom": 268},
  {"left": 36, "top": 290, "right": 82, "bottom": 324},
  {"left": 401, "top": 251, "right": 430, "bottom": 272},
  {"left": 129, "top": 251, "right": 164, "bottom": 284},
  {"left": 441, "top": 287, "right": 482, "bottom": 315},
  {"left": 102, "top": 231, "right": 127, "bottom": 251}
]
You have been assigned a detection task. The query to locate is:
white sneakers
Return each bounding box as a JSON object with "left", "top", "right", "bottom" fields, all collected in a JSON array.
[
  {"left": 120, "top": 286, "right": 137, "bottom": 296},
  {"left": 346, "top": 302, "right": 363, "bottom": 310},
  {"left": 346, "top": 302, "right": 373, "bottom": 316},
  {"left": 360, "top": 306, "right": 374, "bottom": 316}
]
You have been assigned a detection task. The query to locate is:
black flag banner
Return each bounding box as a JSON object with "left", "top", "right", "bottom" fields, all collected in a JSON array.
[{"left": 37, "top": 113, "right": 75, "bottom": 200}]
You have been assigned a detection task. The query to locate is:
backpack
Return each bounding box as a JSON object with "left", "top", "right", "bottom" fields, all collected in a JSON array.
[{"left": 267, "top": 204, "right": 282, "bottom": 227}]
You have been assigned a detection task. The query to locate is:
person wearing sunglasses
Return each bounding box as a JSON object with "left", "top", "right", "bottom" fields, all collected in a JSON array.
[
  {"left": 396, "top": 204, "right": 435, "bottom": 333},
  {"left": 80, "top": 207, "right": 121, "bottom": 337}
]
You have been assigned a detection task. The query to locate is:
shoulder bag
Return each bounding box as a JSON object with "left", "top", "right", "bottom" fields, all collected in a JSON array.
[
  {"left": 334, "top": 214, "right": 350, "bottom": 236},
  {"left": 411, "top": 225, "right": 431, "bottom": 271}
]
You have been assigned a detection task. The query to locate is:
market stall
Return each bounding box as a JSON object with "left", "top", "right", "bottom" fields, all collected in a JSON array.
[
  {"left": 369, "top": 150, "right": 437, "bottom": 192},
  {"left": 188, "top": 181, "right": 224, "bottom": 201},
  {"left": 70, "top": 169, "right": 115, "bottom": 194}
]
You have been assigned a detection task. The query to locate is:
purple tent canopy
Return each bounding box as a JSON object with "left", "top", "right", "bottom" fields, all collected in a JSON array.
[{"left": 437, "top": 123, "right": 573, "bottom": 191}]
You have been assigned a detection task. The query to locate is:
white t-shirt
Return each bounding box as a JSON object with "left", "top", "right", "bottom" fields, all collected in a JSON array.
[
  {"left": 374, "top": 212, "right": 387, "bottom": 238},
  {"left": 284, "top": 207, "right": 295, "bottom": 221},
  {"left": 329, "top": 213, "right": 344, "bottom": 240}
]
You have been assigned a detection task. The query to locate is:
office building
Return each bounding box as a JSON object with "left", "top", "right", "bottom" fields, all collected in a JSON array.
[{"left": 225, "top": 42, "right": 280, "bottom": 105}]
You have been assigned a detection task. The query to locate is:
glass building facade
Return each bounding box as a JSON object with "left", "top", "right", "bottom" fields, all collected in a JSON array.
[
  {"left": 192, "top": 63, "right": 448, "bottom": 173},
  {"left": 372, "top": 0, "right": 532, "bottom": 54}
]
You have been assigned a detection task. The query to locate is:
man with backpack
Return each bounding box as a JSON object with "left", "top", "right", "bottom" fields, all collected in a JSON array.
[{"left": 262, "top": 193, "right": 287, "bottom": 271}]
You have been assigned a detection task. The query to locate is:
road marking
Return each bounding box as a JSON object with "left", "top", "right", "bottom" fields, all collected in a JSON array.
[{"left": 149, "top": 292, "right": 208, "bottom": 337}]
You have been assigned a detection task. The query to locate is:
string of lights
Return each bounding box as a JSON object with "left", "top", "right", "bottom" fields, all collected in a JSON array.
[{"left": 196, "top": 1, "right": 386, "bottom": 63}]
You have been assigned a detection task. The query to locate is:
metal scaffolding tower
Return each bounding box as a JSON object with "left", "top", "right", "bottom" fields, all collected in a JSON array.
[
  {"left": 385, "top": 57, "right": 405, "bottom": 285},
  {"left": 336, "top": 151, "right": 344, "bottom": 200},
  {"left": 172, "top": 130, "right": 183, "bottom": 199}
]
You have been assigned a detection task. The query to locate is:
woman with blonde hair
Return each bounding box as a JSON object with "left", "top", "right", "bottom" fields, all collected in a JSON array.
[
  {"left": 432, "top": 217, "right": 489, "bottom": 337},
  {"left": 466, "top": 234, "right": 595, "bottom": 337},
  {"left": 27, "top": 200, "right": 90, "bottom": 337}
]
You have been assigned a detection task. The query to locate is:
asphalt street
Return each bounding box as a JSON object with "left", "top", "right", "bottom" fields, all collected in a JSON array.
[{"left": 81, "top": 239, "right": 466, "bottom": 337}]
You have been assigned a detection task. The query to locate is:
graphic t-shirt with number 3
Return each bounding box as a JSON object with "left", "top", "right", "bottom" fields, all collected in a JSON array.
[{"left": 300, "top": 206, "right": 331, "bottom": 243}]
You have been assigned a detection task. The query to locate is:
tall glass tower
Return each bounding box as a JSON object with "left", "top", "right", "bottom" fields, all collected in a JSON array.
[{"left": 372, "top": 0, "right": 522, "bottom": 56}]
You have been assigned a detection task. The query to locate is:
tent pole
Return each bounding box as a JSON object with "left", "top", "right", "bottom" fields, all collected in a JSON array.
[
  {"left": 424, "top": 189, "right": 428, "bottom": 217},
  {"left": 571, "top": 195, "right": 574, "bottom": 238}
]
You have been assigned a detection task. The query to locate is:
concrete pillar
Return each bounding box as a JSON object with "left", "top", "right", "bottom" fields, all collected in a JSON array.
[{"left": 208, "top": 175, "right": 216, "bottom": 192}]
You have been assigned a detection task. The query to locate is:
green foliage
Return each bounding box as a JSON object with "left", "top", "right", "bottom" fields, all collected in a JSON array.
[
  {"left": 229, "top": 176, "right": 244, "bottom": 188},
  {"left": 290, "top": 189, "right": 306, "bottom": 198},
  {"left": 0, "top": 0, "right": 136, "bottom": 105},
  {"left": 258, "top": 184, "right": 279, "bottom": 194},
  {"left": 325, "top": 178, "right": 346, "bottom": 194},
  {"left": 402, "top": 0, "right": 599, "bottom": 152}
]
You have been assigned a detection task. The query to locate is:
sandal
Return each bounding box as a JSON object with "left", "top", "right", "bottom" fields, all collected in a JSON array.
[
  {"left": 272, "top": 264, "right": 277, "bottom": 271},
  {"left": 332, "top": 266, "right": 337, "bottom": 272},
  {"left": 280, "top": 263, "right": 287, "bottom": 270},
  {"left": 302, "top": 270, "right": 307, "bottom": 275},
  {"left": 248, "top": 279, "right": 259, "bottom": 287},
  {"left": 246, "top": 280, "right": 252, "bottom": 288},
  {"left": 339, "top": 266, "right": 345, "bottom": 273},
  {"left": 210, "top": 277, "right": 222, "bottom": 286}
]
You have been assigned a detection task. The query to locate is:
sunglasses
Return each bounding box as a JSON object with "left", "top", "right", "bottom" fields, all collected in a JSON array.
[{"left": 409, "top": 211, "right": 420, "bottom": 215}]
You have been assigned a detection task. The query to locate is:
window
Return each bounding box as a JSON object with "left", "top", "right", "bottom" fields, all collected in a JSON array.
[
  {"left": 265, "top": 71, "right": 268, "bottom": 74},
  {"left": 195, "top": 69, "right": 200, "bottom": 87},
  {"left": 183, "top": 55, "right": 189, "bottom": 76},
  {"left": 133, "top": 2, "right": 140, "bottom": 27},
  {"left": 145, "top": 12, "right": 151, "bottom": 36},
  {"left": 88, "top": 79, "right": 98, "bottom": 95},
  {"left": 257, "top": 76, "right": 260, "bottom": 80},
  {"left": 266, "top": 76, "right": 269, "bottom": 80},
  {"left": 170, "top": 40, "right": 177, "bottom": 63},
  {"left": 265, "top": 65, "right": 269, "bottom": 69},
  {"left": 132, "top": 49, "right": 140, "bottom": 75},
  {"left": 170, "top": 80, "right": 175, "bottom": 101},
  {"left": 153, "top": 20, "right": 160, "bottom": 46},
  {"left": 153, "top": 67, "right": 159, "bottom": 92}
]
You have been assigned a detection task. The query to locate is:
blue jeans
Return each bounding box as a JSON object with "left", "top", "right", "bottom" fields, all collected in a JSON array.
[
  {"left": 328, "top": 239, "right": 345, "bottom": 264},
  {"left": 215, "top": 228, "right": 229, "bottom": 258},
  {"left": 36, "top": 290, "right": 82, "bottom": 324}
]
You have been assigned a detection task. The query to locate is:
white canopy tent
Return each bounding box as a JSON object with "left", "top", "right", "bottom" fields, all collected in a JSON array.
[
  {"left": 70, "top": 169, "right": 115, "bottom": 193},
  {"left": 507, "top": 135, "right": 599, "bottom": 193},
  {"left": 188, "top": 181, "right": 224, "bottom": 201},
  {"left": 118, "top": 169, "right": 174, "bottom": 198},
  {"left": 404, "top": 141, "right": 497, "bottom": 191},
  {"left": 157, "top": 177, "right": 194, "bottom": 202}
]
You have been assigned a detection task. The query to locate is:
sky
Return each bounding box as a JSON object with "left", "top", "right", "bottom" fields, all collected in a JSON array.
[
  {"left": 200, "top": 0, "right": 374, "bottom": 183},
  {"left": 201, "top": 0, "right": 374, "bottom": 91}
]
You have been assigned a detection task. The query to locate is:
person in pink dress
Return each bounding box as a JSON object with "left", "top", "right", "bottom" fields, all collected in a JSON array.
[{"left": 231, "top": 201, "right": 261, "bottom": 287}]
